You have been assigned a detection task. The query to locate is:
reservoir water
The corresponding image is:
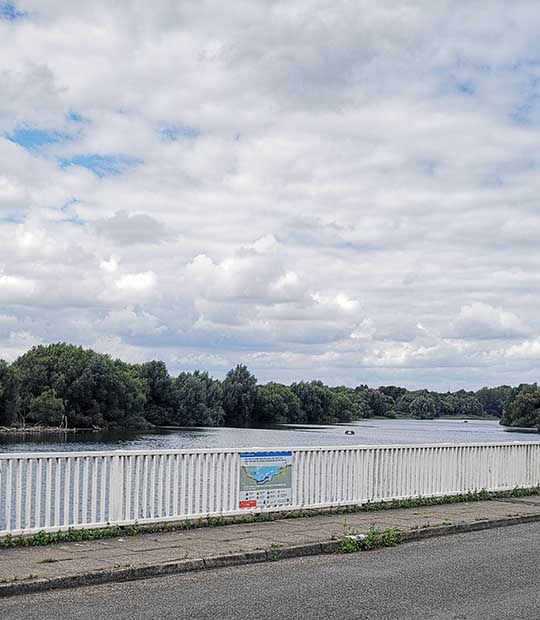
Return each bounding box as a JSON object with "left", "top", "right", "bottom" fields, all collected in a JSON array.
[{"left": 0, "top": 419, "right": 538, "bottom": 453}]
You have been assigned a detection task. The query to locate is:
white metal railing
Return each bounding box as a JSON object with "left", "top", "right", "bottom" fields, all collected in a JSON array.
[{"left": 1, "top": 442, "right": 539, "bottom": 537}]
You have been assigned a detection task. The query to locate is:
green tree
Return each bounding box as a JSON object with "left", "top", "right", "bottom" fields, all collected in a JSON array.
[
  {"left": 13, "top": 343, "right": 147, "bottom": 429},
  {"left": 28, "top": 389, "right": 65, "bottom": 427},
  {"left": 367, "top": 389, "right": 395, "bottom": 418},
  {"left": 174, "top": 371, "right": 224, "bottom": 426},
  {"left": 254, "top": 383, "right": 302, "bottom": 424},
  {"left": 352, "top": 392, "right": 372, "bottom": 418},
  {"left": 353, "top": 387, "right": 375, "bottom": 418},
  {"left": 290, "top": 381, "right": 333, "bottom": 423},
  {"left": 222, "top": 365, "right": 258, "bottom": 427},
  {"left": 329, "top": 387, "right": 372, "bottom": 420},
  {"left": 501, "top": 384, "right": 540, "bottom": 428},
  {"left": 475, "top": 386, "right": 512, "bottom": 418},
  {"left": 453, "top": 395, "right": 484, "bottom": 418},
  {"left": 137, "top": 361, "right": 177, "bottom": 425},
  {"left": 0, "top": 360, "right": 18, "bottom": 427},
  {"left": 408, "top": 395, "right": 437, "bottom": 419},
  {"left": 378, "top": 386, "right": 408, "bottom": 401},
  {"left": 327, "top": 391, "right": 356, "bottom": 422}
]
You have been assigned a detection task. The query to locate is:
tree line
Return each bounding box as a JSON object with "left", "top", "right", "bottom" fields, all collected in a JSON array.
[{"left": 0, "top": 343, "right": 535, "bottom": 430}]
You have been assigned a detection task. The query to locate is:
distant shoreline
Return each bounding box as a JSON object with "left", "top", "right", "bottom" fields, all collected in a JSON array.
[
  {"left": 0, "top": 426, "right": 87, "bottom": 435},
  {"left": 365, "top": 415, "right": 500, "bottom": 421},
  {"left": 500, "top": 425, "right": 539, "bottom": 434},
  {"left": 1, "top": 419, "right": 538, "bottom": 437}
]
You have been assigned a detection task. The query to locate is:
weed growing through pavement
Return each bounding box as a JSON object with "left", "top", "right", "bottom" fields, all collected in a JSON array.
[{"left": 339, "top": 527, "right": 402, "bottom": 553}]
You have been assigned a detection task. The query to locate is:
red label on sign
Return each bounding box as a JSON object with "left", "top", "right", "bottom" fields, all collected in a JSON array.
[{"left": 239, "top": 500, "right": 257, "bottom": 509}]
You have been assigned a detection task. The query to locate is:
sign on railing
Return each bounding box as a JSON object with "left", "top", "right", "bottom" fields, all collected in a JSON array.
[
  {"left": 1, "top": 442, "right": 539, "bottom": 537},
  {"left": 239, "top": 451, "right": 293, "bottom": 510}
]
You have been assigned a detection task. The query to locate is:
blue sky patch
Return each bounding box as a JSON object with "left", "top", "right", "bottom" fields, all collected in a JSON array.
[
  {"left": 510, "top": 76, "right": 540, "bottom": 125},
  {"left": 6, "top": 127, "right": 66, "bottom": 149},
  {"left": 0, "top": 2, "right": 25, "bottom": 20},
  {"left": 0, "top": 213, "right": 26, "bottom": 223},
  {"left": 59, "top": 154, "right": 141, "bottom": 177},
  {"left": 456, "top": 81, "right": 475, "bottom": 95},
  {"left": 67, "top": 112, "right": 84, "bottom": 123}
]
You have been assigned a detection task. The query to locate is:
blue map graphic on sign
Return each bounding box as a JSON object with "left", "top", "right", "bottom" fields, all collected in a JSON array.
[{"left": 244, "top": 466, "right": 288, "bottom": 484}]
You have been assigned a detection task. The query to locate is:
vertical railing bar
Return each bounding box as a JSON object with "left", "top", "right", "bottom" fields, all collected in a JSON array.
[
  {"left": 194, "top": 454, "right": 202, "bottom": 515},
  {"left": 149, "top": 455, "right": 157, "bottom": 519},
  {"left": 5, "top": 459, "right": 13, "bottom": 533},
  {"left": 142, "top": 455, "right": 149, "bottom": 519},
  {"left": 204, "top": 453, "right": 211, "bottom": 515},
  {"left": 54, "top": 457, "right": 61, "bottom": 528},
  {"left": 91, "top": 456, "right": 98, "bottom": 524},
  {"left": 73, "top": 457, "right": 80, "bottom": 525},
  {"left": 82, "top": 456, "right": 89, "bottom": 525},
  {"left": 180, "top": 454, "right": 187, "bottom": 516},
  {"left": 44, "top": 458, "right": 53, "bottom": 528},
  {"left": 165, "top": 454, "right": 172, "bottom": 517},
  {"left": 64, "top": 456, "right": 71, "bottom": 527},
  {"left": 171, "top": 454, "right": 179, "bottom": 516},
  {"left": 157, "top": 455, "right": 164, "bottom": 518},
  {"left": 24, "top": 458, "right": 32, "bottom": 532},
  {"left": 15, "top": 459, "right": 23, "bottom": 531},
  {"left": 133, "top": 455, "right": 141, "bottom": 520},
  {"left": 35, "top": 458, "right": 43, "bottom": 530},
  {"left": 208, "top": 453, "right": 216, "bottom": 515},
  {"left": 228, "top": 453, "right": 236, "bottom": 513},
  {"left": 99, "top": 457, "right": 107, "bottom": 522}
]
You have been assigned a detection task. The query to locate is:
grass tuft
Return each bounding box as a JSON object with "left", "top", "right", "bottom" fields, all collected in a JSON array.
[{"left": 339, "top": 527, "right": 402, "bottom": 553}]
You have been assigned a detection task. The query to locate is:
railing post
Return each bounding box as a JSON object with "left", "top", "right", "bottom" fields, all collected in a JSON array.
[{"left": 109, "top": 455, "right": 124, "bottom": 524}]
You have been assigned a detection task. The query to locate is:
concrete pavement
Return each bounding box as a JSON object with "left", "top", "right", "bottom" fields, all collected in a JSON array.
[
  {"left": 3, "top": 520, "right": 540, "bottom": 619},
  {"left": 2, "top": 495, "right": 540, "bottom": 597}
]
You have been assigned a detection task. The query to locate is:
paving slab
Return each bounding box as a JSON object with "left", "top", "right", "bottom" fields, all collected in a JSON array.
[{"left": 1, "top": 496, "right": 540, "bottom": 594}]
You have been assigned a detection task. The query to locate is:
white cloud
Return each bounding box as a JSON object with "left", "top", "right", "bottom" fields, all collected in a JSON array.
[
  {"left": 312, "top": 292, "right": 360, "bottom": 313},
  {"left": 186, "top": 246, "right": 307, "bottom": 304},
  {"left": 0, "top": 274, "right": 36, "bottom": 302},
  {"left": 0, "top": 175, "right": 27, "bottom": 214},
  {"left": 0, "top": 314, "right": 18, "bottom": 330},
  {"left": 94, "top": 211, "right": 172, "bottom": 246},
  {"left": 90, "top": 335, "right": 149, "bottom": 364},
  {"left": 100, "top": 256, "right": 119, "bottom": 273},
  {"left": 115, "top": 272, "right": 156, "bottom": 294},
  {"left": 450, "top": 303, "right": 530, "bottom": 340},
  {"left": 0, "top": 330, "right": 42, "bottom": 361},
  {"left": 506, "top": 338, "right": 540, "bottom": 361},
  {"left": 99, "top": 307, "right": 166, "bottom": 337},
  {"left": 1, "top": 1, "right": 540, "bottom": 388}
]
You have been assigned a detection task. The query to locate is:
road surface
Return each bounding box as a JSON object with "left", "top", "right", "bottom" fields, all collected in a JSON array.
[{"left": 3, "top": 521, "right": 540, "bottom": 620}]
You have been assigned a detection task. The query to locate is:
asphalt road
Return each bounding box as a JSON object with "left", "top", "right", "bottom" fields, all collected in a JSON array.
[{"left": 3, "top": 522, "right": 540, "bottom": 620}]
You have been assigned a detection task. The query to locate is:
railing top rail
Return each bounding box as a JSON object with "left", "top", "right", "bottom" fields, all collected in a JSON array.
[{"left": 1, "top": 441, "right": 540, "bottom": 460}]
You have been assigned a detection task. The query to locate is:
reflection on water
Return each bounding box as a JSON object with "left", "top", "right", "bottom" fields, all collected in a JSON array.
[{"left": 0, "top": 419, "right": 538, "bottom": 453}]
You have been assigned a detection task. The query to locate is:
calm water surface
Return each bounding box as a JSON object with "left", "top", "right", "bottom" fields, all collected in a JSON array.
[{"left": 0, "top": 419, "right": 538, "bottom": 453}]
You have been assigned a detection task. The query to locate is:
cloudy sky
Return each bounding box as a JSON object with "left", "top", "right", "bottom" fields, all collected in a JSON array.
[{"left": 1, "top": 1, "right": 540, "bottom": 390}]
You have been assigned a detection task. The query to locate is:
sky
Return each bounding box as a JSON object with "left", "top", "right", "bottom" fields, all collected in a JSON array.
[{"left": 1, "top": 1, "right": 540, "bottom": 391}]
